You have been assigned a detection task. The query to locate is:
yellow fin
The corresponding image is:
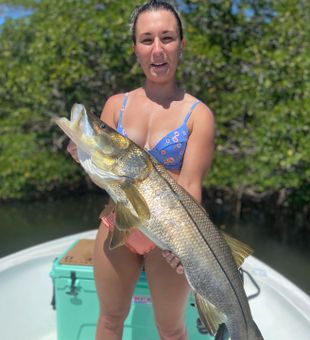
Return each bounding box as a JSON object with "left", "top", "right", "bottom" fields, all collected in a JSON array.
[
  {"left": 194, "top": 292, "right": 226, "bottom": 336},
  {"left": 99, "top": 200, "right": 115, "bottom": 219},
  {"left": 109, "top": 228, "right": 131, "bottom": 250},
  {"left": 223, "top": 232, "right": 253, "bottom": 268},
  {"left": 91, "top": 150, "right": 115, "bottom": 170},
  {"left": 122, "top": 183, "right": 150, "bottom": 223},
  {"left": 115, "top": 203, "right": 141, "bottom": 231}
]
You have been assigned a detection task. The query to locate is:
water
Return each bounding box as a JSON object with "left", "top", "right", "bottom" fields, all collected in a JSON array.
[
  {"left": 0, "top": 193, "right": 309, "bottom": 294},
  {"left": 0, "top": 193, "right": 108, "bottom": 258}
]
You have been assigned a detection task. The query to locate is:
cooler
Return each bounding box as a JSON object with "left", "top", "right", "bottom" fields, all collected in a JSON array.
[{"left": 50, "top": 239, "right": 213, "bottom": 340}]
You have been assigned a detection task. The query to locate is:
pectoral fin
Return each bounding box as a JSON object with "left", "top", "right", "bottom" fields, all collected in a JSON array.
[
  {"left": 223, "top": 232, "right": 253, "bottom": 268},
  {"left": 99, "top": 200, "right": 115, "bottom": 219},
  {"left": 122, "top": 183, "right": 150, "bottom": 223},
  {"left": 115, "top": 203, "right": 141, "bottom": 231},
  {"left": 109, "top": 227, "right": 131, "bottom": 250},
  {"left": 194, "top": 292, "right": 226, "bottom": 336}
]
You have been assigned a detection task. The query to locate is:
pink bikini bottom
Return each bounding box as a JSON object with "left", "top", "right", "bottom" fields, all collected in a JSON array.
[{"left": 101, "top": 211, "right": 156, "bottom": 255}]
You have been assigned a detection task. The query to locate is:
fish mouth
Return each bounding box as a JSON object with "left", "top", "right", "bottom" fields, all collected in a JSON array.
[{"left": 53, "top": 105, "right": 96, "bottom": 156}]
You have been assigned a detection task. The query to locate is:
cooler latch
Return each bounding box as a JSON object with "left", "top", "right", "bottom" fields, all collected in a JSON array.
[{"left": 66, "top": 271, "right": 79, "bottom": 296}]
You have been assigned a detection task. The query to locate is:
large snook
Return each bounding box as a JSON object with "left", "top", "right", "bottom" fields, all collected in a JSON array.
[{"left": 54, "top": 104, "right": 264, "bottom": 340}]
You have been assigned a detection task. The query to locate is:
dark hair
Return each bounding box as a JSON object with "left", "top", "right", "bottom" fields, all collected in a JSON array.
[{"left": 131, "top": 0, "right": 184, "bottom": 44}]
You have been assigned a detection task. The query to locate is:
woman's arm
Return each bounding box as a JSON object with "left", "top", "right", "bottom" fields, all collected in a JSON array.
[
  {"left": 162, "top": 102, "right": 215, "bottom": 273},
  {"left": 177, "top": 102, "right": 215, "bottom": 202}
]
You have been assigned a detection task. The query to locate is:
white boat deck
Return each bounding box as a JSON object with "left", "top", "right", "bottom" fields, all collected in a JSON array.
[{"left": 0, "top": 230, "right": 309, "bottom": 340}]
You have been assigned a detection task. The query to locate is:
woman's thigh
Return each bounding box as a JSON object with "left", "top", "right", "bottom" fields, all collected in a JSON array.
[
  {"left": 144, "top": 247, "right": 190, "bottom": 331},
  {"left": 93, "top": 222, "right": 143, "bottom": 317}
]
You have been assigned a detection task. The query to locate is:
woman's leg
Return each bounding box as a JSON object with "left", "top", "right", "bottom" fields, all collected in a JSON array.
[
  {"left": 93, "top": 222, "right": 143, "bottom": 340},
  {"left": 144, "top": 247, "right": 190, "bottom": 340}
]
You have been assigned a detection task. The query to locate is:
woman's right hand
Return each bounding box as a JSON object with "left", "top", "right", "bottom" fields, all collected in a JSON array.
[
  {"left": 162, "top": 250, "right": 184, "bottom": 275},
  {"left": 67, "top": 140, "right": 80, "bottom": 163}
]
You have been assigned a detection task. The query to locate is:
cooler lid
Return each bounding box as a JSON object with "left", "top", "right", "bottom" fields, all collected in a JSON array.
[{"left": 50, "top": 239, "right": 95, "bottom": 280}]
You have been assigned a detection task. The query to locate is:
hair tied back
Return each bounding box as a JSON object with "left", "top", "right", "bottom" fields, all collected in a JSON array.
[{"left": 130, "top": 0, "right": 183, "bottom": 44}]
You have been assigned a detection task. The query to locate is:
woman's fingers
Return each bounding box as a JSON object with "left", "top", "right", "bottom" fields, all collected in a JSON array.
[
  {"left": 162, "top": 250, "right": 170, "bottom": 257},
  {"left": 176, "top": 265, "right": 184, "bottom": 275},
  {"left": 162, "top": 250, "right": 184, "bottom": 274}
]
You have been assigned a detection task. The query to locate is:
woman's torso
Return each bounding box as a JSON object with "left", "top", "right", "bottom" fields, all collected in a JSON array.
[{"left": 114, "top": 88, "right": 200, "bottom": 180}]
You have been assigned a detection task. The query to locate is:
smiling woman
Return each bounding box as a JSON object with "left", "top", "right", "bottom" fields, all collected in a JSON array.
[
  {"left": 133, "top": 9, "right": 184, "bottom": 83},
  {"left": 66, "top": 1, "right": 215, "bottom": 339}
]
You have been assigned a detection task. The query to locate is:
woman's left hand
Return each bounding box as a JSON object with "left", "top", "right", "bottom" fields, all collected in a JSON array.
[{"left": 162, "top": 250, "right": 184, "bottom": 274}]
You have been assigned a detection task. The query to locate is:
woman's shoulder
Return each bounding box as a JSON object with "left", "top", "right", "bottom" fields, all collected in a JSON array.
[
  {"left": 104, "top": 89, "right": 142, "bottom": 109},
  {"left": 184, "top": 93, "right": 213, "bottom": 118},
  {"left": 183, "top": 93, "right": 214, "bottom": 137},
  {"left": 104, "top": 92, "right": 127, "bottom": 109},
  {"left": 100, "top": 92, "right": 129, "bottom": 127}
]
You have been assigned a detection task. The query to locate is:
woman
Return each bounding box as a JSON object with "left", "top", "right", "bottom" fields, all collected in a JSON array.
[{"left": 69, "top": 1, "right": 214, "bottom": 339}]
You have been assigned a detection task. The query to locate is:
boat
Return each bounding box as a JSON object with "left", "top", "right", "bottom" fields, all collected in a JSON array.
[{"left": 0, "top": 229, "right": 309, "bottom": 340}]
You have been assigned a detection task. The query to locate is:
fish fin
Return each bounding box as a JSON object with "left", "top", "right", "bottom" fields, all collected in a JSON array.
[
  {"left": 115, "top": 203, "right": 141, "bottom": 231},
  {"left": 109, "top": 227, "right": 131, "bottom": 250},
  {"left": 194, "top": 292, "right": 226, "bottom": 336},
  {"left": 122, "top": 183, "right": 150, "bottom": 223},
  {"left": 222, "top": 232, "right": 253, "bottom": 268},
  {"left": 99, "top": 200, "right": 115, "bottom": 219},
  {"left": 214, "top": 324, "right": 229, "bottom": 340},
  {"left": 91, "top": 151, "right": 116, "bottom": 171}
]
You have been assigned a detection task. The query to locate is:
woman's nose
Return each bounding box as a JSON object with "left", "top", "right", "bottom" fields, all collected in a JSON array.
[{"left": 152, "top": 37, "right": 164, "bottom": 55}]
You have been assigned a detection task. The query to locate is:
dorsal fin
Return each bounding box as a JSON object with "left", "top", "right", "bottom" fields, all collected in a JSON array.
[{"left": 222, "top": 232, "right": 253, "bottom": 268}]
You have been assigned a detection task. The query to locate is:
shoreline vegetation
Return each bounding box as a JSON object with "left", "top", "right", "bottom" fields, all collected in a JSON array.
[
  {"left": 0, "top": 1, "right": 309, "bottom": 243},
  {"left": 1, "top": 183, "right": 309, "bottom": 247}
]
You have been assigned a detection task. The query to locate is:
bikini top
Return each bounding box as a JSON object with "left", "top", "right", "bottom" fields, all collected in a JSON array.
[{"left": 116, "top": 93, "right": 201, "bottom": 171}]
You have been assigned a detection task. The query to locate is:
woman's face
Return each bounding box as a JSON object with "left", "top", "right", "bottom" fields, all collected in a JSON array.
[{"left": 133, "top": 10, "right": 184, "bottom": 84}]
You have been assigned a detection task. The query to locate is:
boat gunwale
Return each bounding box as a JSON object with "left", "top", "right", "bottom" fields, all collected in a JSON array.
[{"left": 0, "top": 229, "right": 309, "bottom": 323}]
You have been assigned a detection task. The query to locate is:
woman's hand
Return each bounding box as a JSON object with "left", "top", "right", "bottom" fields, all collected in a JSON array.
[
  {"left": 162, "top": 250, "right": 184, "bottom": 275},
  {"left": 67, "top": 140, "right": 80, "bottom": 163}
]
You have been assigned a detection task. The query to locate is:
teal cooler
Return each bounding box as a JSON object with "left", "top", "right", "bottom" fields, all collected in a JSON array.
[{"left": 50, "top": 239, "right": 213, "bottom": 340}]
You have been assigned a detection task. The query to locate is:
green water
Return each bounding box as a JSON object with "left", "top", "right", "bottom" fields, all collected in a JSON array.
[
  {"left": 0, "top": 193, "right": 108, "bottom": 257},
  {"left": 0, "top": 193, "right": 309, "bottom": 294}
]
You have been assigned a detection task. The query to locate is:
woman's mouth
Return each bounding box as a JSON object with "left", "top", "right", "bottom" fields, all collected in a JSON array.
[
  {"left": 151, "top": 62, "right": 168, "bottom": 68},
  {"left": 150, "top": 62, "right": 168, "bottom": 74}
]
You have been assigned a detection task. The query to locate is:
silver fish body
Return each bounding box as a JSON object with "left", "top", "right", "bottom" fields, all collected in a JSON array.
[
  {"left": 135, "top": 163, "right": 262, "bottom": 340},
  {"left": 54, "top": 104, "right": 264, "bottom": 340}
]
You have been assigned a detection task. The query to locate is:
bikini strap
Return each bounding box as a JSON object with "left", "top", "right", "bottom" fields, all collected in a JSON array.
[
  {"left": 184, "top": 100, "right": 201, "bottom": 123},
  {"left": 118, "top": 92, "right": 129, "bottom": 126}
]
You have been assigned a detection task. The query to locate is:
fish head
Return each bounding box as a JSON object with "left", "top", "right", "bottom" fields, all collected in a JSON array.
[
  {"left": 54, "top": 103, "right": 130, "bottom": 159},
  {"left": 54, "top": 103, "right": 152, "bottom": 183}
]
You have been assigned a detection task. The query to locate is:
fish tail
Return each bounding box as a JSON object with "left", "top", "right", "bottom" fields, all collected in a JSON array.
[{"left": 214, "top": 324, "right": 229, "bottom": 340}]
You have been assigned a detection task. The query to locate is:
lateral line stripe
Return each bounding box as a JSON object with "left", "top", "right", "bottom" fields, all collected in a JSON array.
[{"left": 153, "top": 165, "right": 248, "bottom": 332}]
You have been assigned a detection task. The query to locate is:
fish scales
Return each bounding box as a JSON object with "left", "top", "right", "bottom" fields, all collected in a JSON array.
[
  {"left": 53, "top": 105, "right": 264, "bottom": 340},
  {"left": 135, "top": 161, "right": 254, "bottom": 338}
]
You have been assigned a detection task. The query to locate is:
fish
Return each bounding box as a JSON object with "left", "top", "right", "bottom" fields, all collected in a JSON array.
[{"left": 53, "top": 104, "right": 264, "bottom": 340}]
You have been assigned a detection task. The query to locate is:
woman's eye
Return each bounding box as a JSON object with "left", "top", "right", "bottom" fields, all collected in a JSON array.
[
  {"left": 142, "top": 39, "right": 152, "bottom": 44},
  {"left": 162, "top": 37, "right": 173, "bottom": 43}
]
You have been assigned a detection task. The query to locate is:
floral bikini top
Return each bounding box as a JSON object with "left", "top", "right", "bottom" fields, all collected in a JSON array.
[{"left": 116, "top": 93, "right": 201, "bottom": 171}]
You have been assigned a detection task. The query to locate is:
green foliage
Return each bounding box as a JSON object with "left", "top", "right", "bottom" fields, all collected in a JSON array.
[
  {"left": 181, "top": 0, "right": 310, "bottom": 208},
  {"left": 0, "top": 0, "right": 309, "bottom": 210},
  {"left": 0, "top": 0, "right": 143, "bottom": 200}
]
